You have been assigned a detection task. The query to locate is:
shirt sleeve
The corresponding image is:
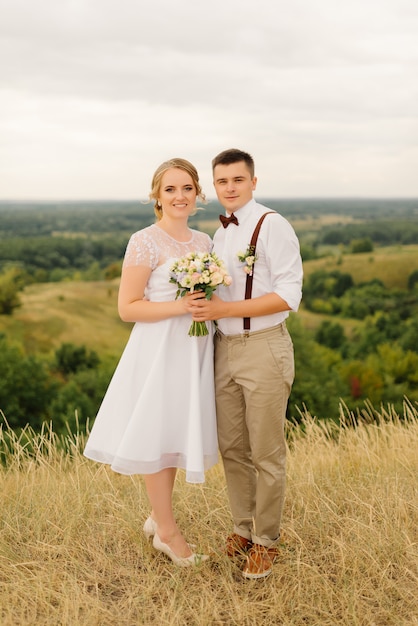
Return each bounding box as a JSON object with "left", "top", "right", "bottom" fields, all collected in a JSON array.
[
  {"left": 122, "top": 229, "right": 159, "bottom": 270},
  {"left": 262, "top": 215, "right": 303, "bottom": 311}
]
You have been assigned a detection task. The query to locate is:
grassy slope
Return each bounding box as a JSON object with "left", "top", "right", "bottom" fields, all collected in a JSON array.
[
  {"left": 0, "top": 279, "right": 130, "bottom": 356},
  {"left": 303, "top": 244, "right": 418, "bottom": 289},
  {"left": 0, "top": 406, "right": 416, "bottom": 625}
]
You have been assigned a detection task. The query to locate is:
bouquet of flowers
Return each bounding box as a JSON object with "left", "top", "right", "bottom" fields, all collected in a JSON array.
[{"left": 169, "top": 251, "right": 232, "bottom": 336}]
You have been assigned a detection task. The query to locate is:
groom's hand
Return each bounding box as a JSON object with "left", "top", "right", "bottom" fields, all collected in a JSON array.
[{"left": 189, "top": 294, "right": 224, "bottom": 321}]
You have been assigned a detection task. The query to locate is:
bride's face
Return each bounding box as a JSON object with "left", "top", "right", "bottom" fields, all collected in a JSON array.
[{"left": 158, "top": 168, "right": 197, "bottom": 220}]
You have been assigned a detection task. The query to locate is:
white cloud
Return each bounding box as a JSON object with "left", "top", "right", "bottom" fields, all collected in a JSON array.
[{"left": 0, "top": 0, "right": 417, "bottom": 198}]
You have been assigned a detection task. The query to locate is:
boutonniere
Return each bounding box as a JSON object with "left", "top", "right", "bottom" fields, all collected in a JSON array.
[{"left": 237, "top": 245, "right": 258, "bottom": 276}]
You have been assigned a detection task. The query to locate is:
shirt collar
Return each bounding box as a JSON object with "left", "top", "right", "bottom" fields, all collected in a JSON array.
[{"left": 227, "top": 198, "right": 256, "bottom": 223}]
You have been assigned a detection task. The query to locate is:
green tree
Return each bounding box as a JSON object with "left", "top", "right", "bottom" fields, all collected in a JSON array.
[
  {"left": 104, "top": 261, "right": 122, "bottom": 280},
  {"left": 0, "top": 268, "right": 24, "bottom": 315},
  {"left": 54, "top": 343, "right": 100, "bottom": 376},
  {"left": 287, "top": 317, "right": 347, "bottom": 421},
  {"left": 400, "top": 317, "right": 418, "bottom": 353},
  {"left": 350, "top": 238, "right": 374, "bottom": 253},
  {"left": 303, "top": 270, "right": 353, "bottom": 312},
  {"left": 315, "top": 321, "right": 347, "bottom": 351},
  {"left": 339, "top": 280, "right": 388, "bottom": 319},
  {"left": 349, "top": 312, "right": 403, "bottom": 358},
  {"left": 82, "top": 261, "right": 102, "bottom": 281},
  {"left": 0, "top": 336, "right": 58, "bottom": 429},
  {"left": 49, "top": 367, "right": 112, "bottom": 433},
  {"left": 408, "top": 269, "right": 418, "bottom": 291},
  {"left": 340, "top": 344, "right": 418, "bottom": 412},
  {"left": 48, "top": 380, "right": 93, "bottom": 433},
  {"left": 339, "top": 360, "right": 384, "bottom": 405}
]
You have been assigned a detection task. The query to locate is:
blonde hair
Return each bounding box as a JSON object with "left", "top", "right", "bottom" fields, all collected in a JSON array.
[{"left": 149, "top": 158, "right": 206, "bottom": 220}]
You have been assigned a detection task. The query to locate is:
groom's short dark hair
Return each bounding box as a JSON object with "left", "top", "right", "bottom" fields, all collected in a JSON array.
[{"left": 212, "top": 149, "right": 255, "bottom": 178}]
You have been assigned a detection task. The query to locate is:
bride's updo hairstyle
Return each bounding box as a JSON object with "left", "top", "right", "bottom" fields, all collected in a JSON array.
[{"left": 149, "top": 158, "right": 206, "bottom": 221}]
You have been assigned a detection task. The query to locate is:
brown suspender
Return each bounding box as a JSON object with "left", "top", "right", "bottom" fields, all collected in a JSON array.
[{"left": 243, "top": 212, "right": 275, "bottom": 331}]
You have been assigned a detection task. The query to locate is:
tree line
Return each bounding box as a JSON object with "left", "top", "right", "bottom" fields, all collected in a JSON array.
[
  {"left": 303, "top": 269, "right": 418, "bottom": 321},
  {"left": 1, "top": 301, "right": 417, "bottom": 435}
]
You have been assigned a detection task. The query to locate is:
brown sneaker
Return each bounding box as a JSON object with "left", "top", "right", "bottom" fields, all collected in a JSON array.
[
  {"left": 225, "top": 533, "right": 253, "bottom": 557},
  {"left": 242, "top": 544, "right": 279, "bottom": 579}
]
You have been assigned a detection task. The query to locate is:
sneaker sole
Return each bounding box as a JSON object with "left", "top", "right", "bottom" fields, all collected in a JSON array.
[{"left": 242, "top": 567, "right": 272, "bottom": 580}]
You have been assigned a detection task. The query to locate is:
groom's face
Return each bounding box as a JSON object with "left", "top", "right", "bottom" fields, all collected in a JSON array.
[{"left": 213, "top": 161, "right": 257, "bottom": 213}]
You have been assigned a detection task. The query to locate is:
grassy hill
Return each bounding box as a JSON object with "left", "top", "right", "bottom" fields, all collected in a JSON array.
[
  {"left": 303, "top": 244, "right": 418, "bottom": 290},
  {"left": 0, "top": 280, "right": 130, "bottom": 357},
  {"left": 0, "top": 405, "right": 416, "bottom": 625}
]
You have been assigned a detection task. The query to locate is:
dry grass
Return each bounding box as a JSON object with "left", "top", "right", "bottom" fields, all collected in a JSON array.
[{"left": 1, "top": 403, "right": 417, "bottom": 626}]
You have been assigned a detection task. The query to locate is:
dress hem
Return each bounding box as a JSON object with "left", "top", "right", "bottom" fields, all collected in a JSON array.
[{"left": 84, "top": 449, "right": 219, "bottom": 484}]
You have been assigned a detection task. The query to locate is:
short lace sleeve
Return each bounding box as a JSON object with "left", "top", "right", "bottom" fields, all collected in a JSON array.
[
  {"left": 122, "top": 228, "right": 159, "bottom": 269},
  {"left": 192, "top": 230, "right": 212, "bottom": 253}
]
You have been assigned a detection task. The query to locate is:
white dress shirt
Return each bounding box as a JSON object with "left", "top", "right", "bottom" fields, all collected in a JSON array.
[{"left": 213, "top": 198, "right": 303, "bottom": 335}]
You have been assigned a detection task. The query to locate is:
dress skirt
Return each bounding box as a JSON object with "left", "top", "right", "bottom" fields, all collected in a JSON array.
[{"left": 84, "top": 315, "right": 218, "bottom": 483}]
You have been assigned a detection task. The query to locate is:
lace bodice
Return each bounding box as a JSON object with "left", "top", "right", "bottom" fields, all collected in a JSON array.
[{"left": 123, "top": 224, "right": 212, "bottom": 269}]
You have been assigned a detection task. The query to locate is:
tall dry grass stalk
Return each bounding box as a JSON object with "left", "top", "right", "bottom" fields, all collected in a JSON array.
[{"left": 0, "top": 403, "right": 417, "bottom": 626}]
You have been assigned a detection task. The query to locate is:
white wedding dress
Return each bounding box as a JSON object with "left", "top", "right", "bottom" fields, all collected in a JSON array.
[{"left": 84, "top": 224, "right": 218, "bottom": 483}]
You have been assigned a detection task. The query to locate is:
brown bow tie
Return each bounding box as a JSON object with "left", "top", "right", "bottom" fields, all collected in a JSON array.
[{"left": 219, "top": 213, "right": 239, "bottom": 228}]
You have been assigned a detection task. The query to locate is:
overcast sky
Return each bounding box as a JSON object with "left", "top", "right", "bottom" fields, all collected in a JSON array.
[{"left": 1, "top": 0, "right": 417, "bottom": 200}]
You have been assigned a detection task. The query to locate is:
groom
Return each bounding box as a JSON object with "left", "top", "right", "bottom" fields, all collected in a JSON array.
[{"left": 190, "top": 148, "right": 303, "bottom": 579}]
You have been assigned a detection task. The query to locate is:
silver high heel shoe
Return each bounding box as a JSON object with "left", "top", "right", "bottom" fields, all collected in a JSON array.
[
  {"left": 152, "top": 532, "right": 209, "bottom": 567},
  {"left": 143, "top": 516, "right": 158, "bottom": 540}
]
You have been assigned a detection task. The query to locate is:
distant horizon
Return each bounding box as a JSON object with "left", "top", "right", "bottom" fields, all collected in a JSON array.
[{"left": 1, "top": 196, "right": 418, "bottom": 204}]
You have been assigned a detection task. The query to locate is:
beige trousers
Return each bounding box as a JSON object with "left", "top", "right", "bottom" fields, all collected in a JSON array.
[{"left": 214, "top": 323, "right": 295, "bottom": 547}]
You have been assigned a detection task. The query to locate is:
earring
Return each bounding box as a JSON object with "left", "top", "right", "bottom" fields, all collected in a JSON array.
[{"left": 157, "top": 200, "right": 161, "bottom": 207}]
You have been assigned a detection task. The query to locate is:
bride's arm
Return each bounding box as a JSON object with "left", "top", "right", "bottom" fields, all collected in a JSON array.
[{"left": 118, "top": 265, "right": 193, "bottom": 323}]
